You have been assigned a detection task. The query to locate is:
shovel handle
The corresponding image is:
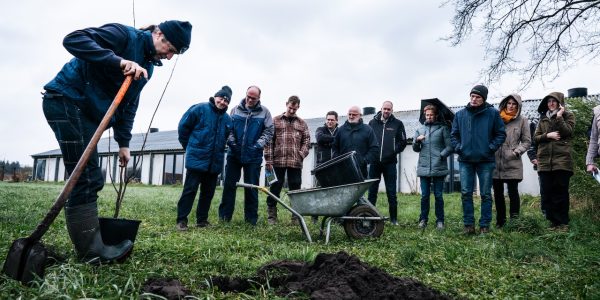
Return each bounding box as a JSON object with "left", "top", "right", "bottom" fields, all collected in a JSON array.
[{"left": 28, "top": 76, "right": 133, "bottom": 242}]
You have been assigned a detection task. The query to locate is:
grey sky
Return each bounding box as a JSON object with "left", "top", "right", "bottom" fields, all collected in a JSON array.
[{"left": 0, "top": 0, "right": 597, "bottom": 165}]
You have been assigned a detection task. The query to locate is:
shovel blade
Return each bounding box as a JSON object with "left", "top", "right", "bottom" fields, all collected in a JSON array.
[{"left": 2, "top": 238, "right": 47, "bottom": 284}]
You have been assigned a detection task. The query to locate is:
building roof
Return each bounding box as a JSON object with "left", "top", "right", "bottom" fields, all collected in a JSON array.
[{"left": 32, "top": 94, "right": 599, "bottom": 158}]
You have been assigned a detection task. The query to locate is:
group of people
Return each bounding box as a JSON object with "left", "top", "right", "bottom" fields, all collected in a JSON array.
[{"left": 42, "top": 20, "right": 599, "bottom": 265}]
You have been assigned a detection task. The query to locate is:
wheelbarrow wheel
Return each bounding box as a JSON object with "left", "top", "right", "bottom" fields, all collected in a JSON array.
[{"left": 343, "top": 205, "right": 384, "bottom": 239}]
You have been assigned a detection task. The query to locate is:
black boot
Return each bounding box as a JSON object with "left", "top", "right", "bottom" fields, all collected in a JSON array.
[
  {"left": 389, "top": 205, "right": 398, "bottom": 225},
  {"left": 65, "top": 202, "right": 133, "bottom": 264}
]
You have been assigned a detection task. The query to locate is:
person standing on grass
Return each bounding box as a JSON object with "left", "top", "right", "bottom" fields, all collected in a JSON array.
[
  {"left": 333, "top": 106, "right": 379, "bottom": 179},
  {"left": 492, "top": 94, "right": 531, "bottom": 228},
  {"left": 526, "top": 117, "right": 546, "bottom": 216},
  {"left": 367, "top": 101, "right": 406, "bottom": 226},
  {"left": 218, "top": 86, "right": 274, "bottom": 225},
  {"left": 535, "top": 92, "right": 575, "bottom": 231},
  {"left": 451, "top": 85, "right": 506, "bottom": 234},
  {"left": 586, "top": 105, "right": 600, "bottom": 175},
  {"left": 264, "top": 96, "right": 311, "bottom": 225},
  {"left": 414, "top": 104, "right": 452, "bottom": 230},
  {"left": 175, "top": 86, "right": 233, "bottom": 231},
  {"left": 315, "top": 111, "right": 339, "bottom": 165},
  {"left": 42, "top": 20, "right": 192, "bottom": 263}
]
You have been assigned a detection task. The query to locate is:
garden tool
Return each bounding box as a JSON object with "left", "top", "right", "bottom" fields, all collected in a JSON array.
[{"left": 2, "top": 76, "right": 133, "bottom": 284}]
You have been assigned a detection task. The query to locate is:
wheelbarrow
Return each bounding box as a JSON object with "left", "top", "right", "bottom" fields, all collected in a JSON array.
[{"left": 236, "top": 179, "right": 386, "bottom": 244}]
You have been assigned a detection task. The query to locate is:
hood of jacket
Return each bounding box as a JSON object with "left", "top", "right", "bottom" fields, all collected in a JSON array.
[
  {"left": 537, "top": 92, "right": 565, "bottom": 114},
  {"left": 498, "top": 93, "right": 523, "bottom": 118}
]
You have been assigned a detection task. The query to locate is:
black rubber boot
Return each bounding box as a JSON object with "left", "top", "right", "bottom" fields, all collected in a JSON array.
[
  {"left": 65, "top": 202, "right": 133, "bottom": 264},
  {"left": 389, "top": 205, "right": 398, "bottom": 224}
]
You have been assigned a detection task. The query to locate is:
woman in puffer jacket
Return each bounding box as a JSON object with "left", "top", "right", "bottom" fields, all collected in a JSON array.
[
  {"left": 413, "top": 105, "right": 453, "bottom": 230},
  {"left": 492, "top": 94, "right": 531, "bottom": 227},
  {"left": 534, "top": 92, "right": 575, "bottom": 230}
]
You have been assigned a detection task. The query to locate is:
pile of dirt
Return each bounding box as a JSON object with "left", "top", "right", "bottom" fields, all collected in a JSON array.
[
  {"left": 210, "top": 251, "right": 452, "bottom": 299},
  {"left": 141, "top": 278, "right": 191, "bottom": 300}
]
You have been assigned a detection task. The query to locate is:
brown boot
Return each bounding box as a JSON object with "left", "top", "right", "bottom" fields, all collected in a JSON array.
[{"left": 267, "top": 206, "right": 278, "bottom": 225}]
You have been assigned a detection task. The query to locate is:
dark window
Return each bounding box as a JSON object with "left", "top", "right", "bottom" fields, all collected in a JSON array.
[
  {"left": 163, "top": 154, "right": 184, "bottom": 185},
  {"left": 35, "top": 159, "right": 46, "bottom": 180},
  {"left": 126, "top": 155, "right": 142, "bottom": 183}
]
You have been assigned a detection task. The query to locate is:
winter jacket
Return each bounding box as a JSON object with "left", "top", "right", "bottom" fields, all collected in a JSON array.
[
  {"left": 586, "top": 105, "right": 600, "bottom": 166},
  {"left": 315, "top": 124, "right": 338, "bottom": 164},
  {"left": 451, "top": 102, "right": 506, "bottom": 163},
  {"left": 413, "top": 122, "right": 452, "bottom": 177},
  {"left": 178, "top": 99, "right": 232, "bottom": 174},
  {"left": 44, "top": 23, "right": 158, "bottom": 148},
  {"left": 368, "top": 112, "right": 407, "bottom": 164},
  {"left": 493, "top": 94, "right": 531, "bottom": 180},
  {"left": 333, "top": 119, "right": 379, "bottom": 168},
  {"left": 534, "top": 92, "right": 575, "bottom": 173},
  {"left": 227, "top": 99, "right": 274, "bottom": 164},
  {"left": 264, "top": 113, "right": 311, "bottom": 169}
]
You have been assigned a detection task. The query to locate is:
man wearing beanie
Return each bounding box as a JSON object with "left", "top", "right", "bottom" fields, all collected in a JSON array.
[
  {"left": 176, "top": 86, "right": 233, "bottom": 231},
  {"left": 451, "top": 85, "right": 506, "bottom": 234},
  {"left": 41, "top": 20, "right": 192, "bottom": 263}
]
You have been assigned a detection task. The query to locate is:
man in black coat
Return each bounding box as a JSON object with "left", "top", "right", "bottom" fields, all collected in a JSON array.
[
  {"left": 333, "top": 106, "right": 379, "bottom": 178},
  {"left": 315, "top": 111, "right": 339, "bottom": 165},
  {"left": 367, "top": 101, "right": 406, "bottom": 225}
]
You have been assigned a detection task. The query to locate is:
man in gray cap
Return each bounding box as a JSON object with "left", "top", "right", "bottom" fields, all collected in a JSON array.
[
  {"left": 41, "top": 20, "right": 192, "bottom": 264},
  {"left": 451, "top": 85, "right": 506, "bottom": 234}
]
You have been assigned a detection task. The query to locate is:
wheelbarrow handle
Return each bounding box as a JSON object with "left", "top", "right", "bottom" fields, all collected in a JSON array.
[{"left": 28, "top": 76, "right": 133, "bottom": 242}]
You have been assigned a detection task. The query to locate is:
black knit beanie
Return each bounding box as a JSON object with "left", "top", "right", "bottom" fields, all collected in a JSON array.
[
  {"left": 470, "top": 85, "right": 488, "bottom": 101},
  {"left": 214, "top": 86, "right": 232, "bottom": 102},
  {"left": 158, "top": 20, "right": 192, "bottom": 54}
]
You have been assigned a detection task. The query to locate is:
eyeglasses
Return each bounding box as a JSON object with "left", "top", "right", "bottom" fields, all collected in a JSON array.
[
  {"left": 326, "top": 119, "right": 336, "bottom": 122},
  {"left": 246, "top": 95, "right": 259, "bottom": 101},
  {"left": 162, "top": 37, "right": 187, "bottom": 54},
  {"left": 348, "top": 113, "right": 360, "bottom": 117}
]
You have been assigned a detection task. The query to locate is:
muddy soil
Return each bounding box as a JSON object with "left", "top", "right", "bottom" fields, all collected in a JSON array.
[
  {"left": 210, "top": 251, "right": 452, "bottom": 299},
  {"left": 141, "top": 278, "right": 191, "bottom": 300}
]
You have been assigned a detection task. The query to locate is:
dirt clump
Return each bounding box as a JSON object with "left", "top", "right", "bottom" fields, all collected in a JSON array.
[
  {"left": 210, "top": 251, "right": 452, "bottom": 299},
  {"left": 141, "top": 278, "right": 191, "bottom": 300}
]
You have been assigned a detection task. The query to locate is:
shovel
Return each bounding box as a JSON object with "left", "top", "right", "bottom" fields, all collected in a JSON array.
[{"left": 2, "top": 76, "right": 133, "bottom": 284}]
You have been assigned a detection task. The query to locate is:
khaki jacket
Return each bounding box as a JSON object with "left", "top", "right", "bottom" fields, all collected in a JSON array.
[
  {"left": 493, "top": 94, "right": 531, "bottom": 180},
  {"left": 534, "top": 92, "right": 575, "bottom": 173}
]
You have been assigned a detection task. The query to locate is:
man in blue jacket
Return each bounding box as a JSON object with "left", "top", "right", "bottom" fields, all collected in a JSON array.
[
  {"left": 42, "top": 21, "right": 192, "bottom": 263},
  {"left": 218, "top": 86, "right": 274, "bottom": 225},
  {"left": 367, "top": 101, "right": 406, "bottom": 225},
  {"left": 176, "top": 86, "right": 233, "bottom": 231},
  {"left": 451, "top": 85, "right": 506, "bottom": 234}
]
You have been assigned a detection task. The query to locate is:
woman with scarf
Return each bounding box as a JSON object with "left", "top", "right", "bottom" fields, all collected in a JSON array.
[
  {"left": 534, "top": 92, "right": 575, "bottom": 231},
  {"left": 492, "top": 94, "right": 531, "bottom": 227}
]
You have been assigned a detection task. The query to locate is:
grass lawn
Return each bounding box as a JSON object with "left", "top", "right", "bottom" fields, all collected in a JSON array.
[{"left": 0, "top": 181, "right": 598, "bottom": 299}]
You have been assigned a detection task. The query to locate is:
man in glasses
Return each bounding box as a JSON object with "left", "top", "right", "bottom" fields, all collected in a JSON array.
[
  {"left": 219, "top": 86, "right": 274, "bottom": 225},
  {"left": 176, "top": 86, "right": 233, "bottom": 231},
  {"left": 42, "top": 20, "right": 192, "bottom": 263},
  {"left": 333, "top": 106, "right": 379, "bottom": 179},
  {"left": 315, "top": 111, "right": 339, "bottom": 166}
]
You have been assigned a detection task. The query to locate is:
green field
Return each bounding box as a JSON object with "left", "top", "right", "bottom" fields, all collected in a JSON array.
[{"left": 0, "top": 181, "right": 598, "bottom": 299}]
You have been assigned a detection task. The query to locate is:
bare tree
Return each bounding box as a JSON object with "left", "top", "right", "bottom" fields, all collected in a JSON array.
[{"left": 443, "top": 0, "right": 600, "bottom": 87}]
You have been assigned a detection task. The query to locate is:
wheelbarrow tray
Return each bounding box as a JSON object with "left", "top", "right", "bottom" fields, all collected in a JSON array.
[{"left": 287, "top": 179, "right": 378, "bottom": 216}]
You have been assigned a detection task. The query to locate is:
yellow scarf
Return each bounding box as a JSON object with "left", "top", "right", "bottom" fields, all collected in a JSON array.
[{"left": 500, "top": 109, "right": 517, "bottom": 124}]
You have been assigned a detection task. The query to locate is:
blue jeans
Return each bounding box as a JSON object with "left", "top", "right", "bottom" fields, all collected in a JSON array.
[
  {"left": 176, "top": 170, "right": 218, "bottom": 224},
  {"left": 42, "top": 95, "right": 104, "bottom": 207},
  {"left": 419, "top": 176, "right": 445, "bottom": 223},
  {"left": 367, "top": 162, "right": 398, "bottom": 221},
  {"left": 218, "top": 155, "right": 261, "bottom": 225},
  {"left": 459, "top": 161, "right": 494, "bottom": 228}
]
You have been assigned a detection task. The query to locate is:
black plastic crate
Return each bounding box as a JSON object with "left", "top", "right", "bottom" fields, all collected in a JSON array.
[{"left": 311, "top": 151, "right": 364, "bottom": 187}]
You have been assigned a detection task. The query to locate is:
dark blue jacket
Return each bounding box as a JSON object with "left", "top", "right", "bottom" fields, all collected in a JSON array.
[
  {"left": 451, "top": 103, "right": 506, "bottom": 162},
  {"left": 368, "top": 112, "right": 407, "bottom": 164},
  {"left": 333, "top": 119, "right": 379, "bottom": 168},
  {"left": 178, "top": 99, "right": 232, "bottom": 174},
  {"left": 227, "top": 99, "right": 274, "bottom": 164},
  {"left": 44, "top": 23, "right": 158, "bottom": 147}
]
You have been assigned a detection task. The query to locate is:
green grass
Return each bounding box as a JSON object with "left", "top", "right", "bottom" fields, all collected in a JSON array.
[{"left": 0, "top": 181, "right": 599, "bottom": 299}]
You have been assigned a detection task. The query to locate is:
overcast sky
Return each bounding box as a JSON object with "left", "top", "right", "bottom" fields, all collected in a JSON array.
[{"left": 1, "top": 0, "right": 597, "bottom": 165}]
